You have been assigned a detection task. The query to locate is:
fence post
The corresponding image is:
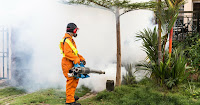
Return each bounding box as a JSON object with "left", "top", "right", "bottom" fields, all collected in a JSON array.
[
  {"left": 7, "top": 27, "right": 9, "bottom": 79},
  {"left": 197, "top": 12, "right": 200, "bottom": 34},
  {"left": 2, "top": 27, "right": 5, "bottom": 79}
]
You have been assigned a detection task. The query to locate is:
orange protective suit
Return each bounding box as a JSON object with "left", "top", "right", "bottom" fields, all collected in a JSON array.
[{"left": 61, "top": 33, "right": 85, "bottom": 103}]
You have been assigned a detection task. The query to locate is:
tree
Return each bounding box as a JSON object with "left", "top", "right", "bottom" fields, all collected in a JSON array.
[
  {"left": 165, "top": 0, "right": 184, "bottom": 59},
  {"left": 155, "top": 0, "right": 184, "bottom": 61},
  {"left": 62, "top": 0, "right": 155, "bottom": 86},
  {"left": 157, "top": 0, "right": 162, "bottom": 65}
]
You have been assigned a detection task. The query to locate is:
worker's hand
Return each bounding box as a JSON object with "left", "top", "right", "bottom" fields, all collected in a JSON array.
[
  {"left": 74, "top": 58, "right": 80, "bottom": 64},
  {"left": 82, "top": 60, "right": 86, "bottom": 65}
]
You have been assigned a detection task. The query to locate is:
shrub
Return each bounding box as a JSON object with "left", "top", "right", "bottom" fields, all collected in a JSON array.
[
  {"left": 122, "top": 64, "right": 137, "bottom": 85},
  {"left": 173, "top": 33, "right": 200, "bottom": 81},
  {"left": 136, "top": 27, "right": 190, "bottom": 89}
]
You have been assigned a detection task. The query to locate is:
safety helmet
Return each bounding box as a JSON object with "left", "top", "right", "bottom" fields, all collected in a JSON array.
[{"left": 66, "top": 23, "right": 79, "bottom": 34}]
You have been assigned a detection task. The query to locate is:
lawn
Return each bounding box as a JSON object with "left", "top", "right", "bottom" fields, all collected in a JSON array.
[
  {"left": 0, "top": 80, "right": 200, "bottom": 105},
  {"left": 80, "top": 79, "right": 200, "bottom": 105},
  {"left": 0, "top": 85, "right": 90, "bottom": 105}
]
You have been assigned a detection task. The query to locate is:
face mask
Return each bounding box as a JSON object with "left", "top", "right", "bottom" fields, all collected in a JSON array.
[{"left": 73, "top": 33, "right": 77, "bottom": 37}]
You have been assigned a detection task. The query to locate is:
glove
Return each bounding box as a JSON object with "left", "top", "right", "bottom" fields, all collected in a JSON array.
[{"left": 82, "top": 60, "right": 86, "bottom": 65}]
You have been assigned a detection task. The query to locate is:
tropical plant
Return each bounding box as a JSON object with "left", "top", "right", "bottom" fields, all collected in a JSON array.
[
  {"left": 135, "top": 27, "right": 166, "bottom": 64},
  {"left": 155, "top": 0, "right": 185, "bottom": 63},
  {"left": 183, "top": 81, "right": 200, "bottom": 99},
  {"left": 136, "top": 27, "right": 190, "bottom": 89},
  {"left": 173, "top": 33, "right": 200, "bottom": 81},
  {"left": 186, "top": 34, "right": 200, "bottom": 72},
  {"left": 135, "top": 0, "right": 186, "bottom": 88},
  {"left": 122, "top": 64, "right": 136, "bottom": 85},
  {"left": 166, "top": 48, "right": 191, "bottom": 88},
  {"left": 136, "top": 27, "right": 163, "bottom": 85},
  {"left": 155, "top": 0, "right": 184, "bottom": 31}
]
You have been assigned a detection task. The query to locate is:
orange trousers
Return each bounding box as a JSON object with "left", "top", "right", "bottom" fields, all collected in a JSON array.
[{"left": 62, "top": 58, "right": 79, "bottom": 103}]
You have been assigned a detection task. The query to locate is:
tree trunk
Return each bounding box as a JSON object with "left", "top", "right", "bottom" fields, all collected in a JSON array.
[
  {"left": 169, "top": 27, "right": 173, "bottom": 58},
  {"left": 158, "top": 21, "right": 162, "bottom": 64},
  {"left": 116, "top": 8, "right": 121, "bottom": 86},
  {"left": 158, "top": 0, "right": 162, "bottom": 65}
]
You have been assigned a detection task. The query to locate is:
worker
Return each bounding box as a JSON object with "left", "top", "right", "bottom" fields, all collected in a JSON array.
[{"left": 59, "top": 23, "right": 86, "bottom": 105}]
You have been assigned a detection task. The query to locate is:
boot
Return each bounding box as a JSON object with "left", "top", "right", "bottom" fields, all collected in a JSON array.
[
  {"left": 74, "top": 96, "right": 79, "bottom": 101},
  {"left": 66, "top": 102, "right": 81, "bottom": 105}
]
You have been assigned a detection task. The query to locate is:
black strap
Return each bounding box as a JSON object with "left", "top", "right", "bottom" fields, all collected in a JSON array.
[
  {"left": 63, "top": 37, "right": 79, "bottom": 56},
  {"left": 63, "top": 37, "right": 70, "bottom": 45},
  {"left": 62, "top": 37, "right": 70, "bottom": 54}
]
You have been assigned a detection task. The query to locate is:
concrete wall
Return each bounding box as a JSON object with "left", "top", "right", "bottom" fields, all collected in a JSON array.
[
  {"left": 184, "top": 0, "right": 193, "bottom": 30},
  {"left": 183, "top": 0, "right": 200, "bottom": 31}
]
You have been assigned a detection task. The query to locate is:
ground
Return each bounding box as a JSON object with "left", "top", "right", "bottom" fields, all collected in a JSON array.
[
  {"left": 0, "top": 82, "right": 94, "bottom": 105},
  {"left": 0, "top": 79, "right": 200, "bottom": 105}
]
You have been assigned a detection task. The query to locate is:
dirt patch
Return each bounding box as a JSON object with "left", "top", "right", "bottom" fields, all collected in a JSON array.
[{"left": 79, "top": 92, "right": 97, "bottom": 100}]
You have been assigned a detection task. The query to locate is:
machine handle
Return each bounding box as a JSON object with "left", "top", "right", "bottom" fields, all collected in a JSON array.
[{"left": 74, "top": 62, "right": 85, "bottom": 67}]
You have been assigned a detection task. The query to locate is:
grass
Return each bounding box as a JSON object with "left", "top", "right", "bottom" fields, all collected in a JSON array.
[
  {"left": 0, "top": 87, "right": 26, "bottom": 98},
  {"left": 75, "top": 85, "right": 91, "bottom": 97},
  {"left": 10, "top": 89, "right": 66, "bottom": 105},
  {"left": 80, "top": 79, "right": 200, "bottom": 105},
  {"left": 0, "top": 87, "right": 26, "bottom": 105},
  {"left": 0, "top": 85, "right": 91, "bottom": 105},
  {"left": 0, "top": 80, "right": 200, "bottom": 105}
]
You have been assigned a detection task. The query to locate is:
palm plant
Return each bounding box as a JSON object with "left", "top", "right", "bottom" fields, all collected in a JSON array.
[
  {"left": 135, "top": 27, "right": 158, "bottom": 64},
  {"left": 155, "top": 0, "right": 185, "bottom": 59},
  {"left": 165, "top": 48, "right": 190, "bottom": 88},
  {"left": 136, "top": 27, "right": 190, "bottom": 88},
  {"left": 156, "top": 0, "right": 184, "bottom": 31},
  {"left": 122, "top": 64, "right": 136, "bottom": 85},
  {"left": 135, "top": 0, "right": 187, "bottom": 88},
  {"left": 136, "top": 27, "right": 167, "bottom": 85}
]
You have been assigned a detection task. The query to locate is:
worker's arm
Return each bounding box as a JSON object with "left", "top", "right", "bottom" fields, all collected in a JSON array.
[
  {"left": 64, "top": 42, "right": 80, "bottom": 64},
  {"left": 78, "top": 54, "right": 85, "bottom": 61}
]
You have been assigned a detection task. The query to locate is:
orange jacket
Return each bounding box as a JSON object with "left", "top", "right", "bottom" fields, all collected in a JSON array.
[{"left": 61, "top": 33, "right": 85, "bottom": 64}]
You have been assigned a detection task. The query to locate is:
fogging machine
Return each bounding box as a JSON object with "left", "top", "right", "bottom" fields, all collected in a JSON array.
[{"left": 68, "top": 62, "right": 105, "bottom": 79}]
